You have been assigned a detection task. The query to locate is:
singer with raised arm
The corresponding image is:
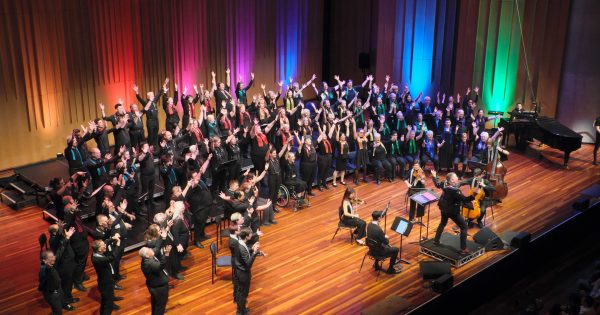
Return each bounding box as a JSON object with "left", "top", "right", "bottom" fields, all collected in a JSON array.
[
  {"left": 339, "top": 187, "right": 366, "bottom": 245},
  {"left": 404, "top": 159, "right": 426, "bottom": 222},
  {"left": 431, "top": 171, "right": 477, "bottom": 254}
]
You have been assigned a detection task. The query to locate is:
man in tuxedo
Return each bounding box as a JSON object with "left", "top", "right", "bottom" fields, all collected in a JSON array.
[
  {"left": 228, "top": 224, "right": 240, "bottom": 304},
  {"left": 139, "top": 246, "right": 171, "bottom": 315},
  {"left": 366, "top": 211, "right": 401, "bottom": 274},
  {"left": 233, "top": 227, "right": 261, "bottom": 315},
  {"left": 39, "top": 227, "right": 76, "bottom": 314},
  {"left": 48, "top": 223, "right": 78, "bottom": 309},
  {"left": 432, "top": 172, "right": 477, "bottom": 254},
  {"left": 91, "top": 239, "right": 121, "bottom": 314}
]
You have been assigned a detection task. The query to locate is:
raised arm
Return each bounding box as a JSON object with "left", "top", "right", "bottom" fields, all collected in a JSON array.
[{"left": 299, "top": 74, "right": 317, "bottom": 92}]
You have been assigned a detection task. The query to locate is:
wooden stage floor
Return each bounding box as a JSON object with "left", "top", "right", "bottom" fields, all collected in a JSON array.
[{"left": 0, "top": 144, "right": 598, "bottom": 315}]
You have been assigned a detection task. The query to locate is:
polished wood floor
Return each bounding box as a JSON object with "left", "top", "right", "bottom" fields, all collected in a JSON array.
[{"left": 0, "top": 144, "right": 598, "bottom": 315}]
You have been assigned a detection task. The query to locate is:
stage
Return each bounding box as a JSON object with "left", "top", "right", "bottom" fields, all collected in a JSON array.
[{"left": 0, "top": 144, "right": 598, "bottom": 315}]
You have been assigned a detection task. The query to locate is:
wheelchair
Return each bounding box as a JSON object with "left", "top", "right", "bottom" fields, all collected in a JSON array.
[{"left": 276, "top": 184, "right": 310, "bottom": 211}]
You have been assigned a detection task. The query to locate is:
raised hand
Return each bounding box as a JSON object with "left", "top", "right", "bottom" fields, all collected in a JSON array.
[
  {"left": 174, "top": 83, "right": 178, "bottom": 91},
  {"left": 225, "top": 68, "right": 230, "bottom": 74},
  {"left": 278, "top": 81, "right": 284, "bottom": 87},
  {"left": 385, "top": 75, "right": 390, "bottom": 82},
  {"left": 474, "top": 86, "right": 479, "bottom": 93},
  {"left": 132, "top": 84, "right": 139, "bottom": 93},
  {"left": 311, "top": 74, "right": 317, "bottom": 80},
  {"left": 99, "top": 103, "right": 105, "bottom": 111},
  {"left": 251, "top": 72, "right": 255, "bottom": 80},
  {"left": 260, "top": 83, "right": 266, "bottom": 90},
  {"left": 211, "top": 71, "right": 216, "bottom": 77},
  {"left": 334, "top": 75, "right": 340, "bottom": 81},
  {"left": 65, "top": 227, "right": 75, "bottom": 239}
]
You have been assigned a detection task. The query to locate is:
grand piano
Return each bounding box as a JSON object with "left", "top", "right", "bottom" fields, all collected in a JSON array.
[{"left": 499, "top": 114, "right": 583, "bottom": 167}]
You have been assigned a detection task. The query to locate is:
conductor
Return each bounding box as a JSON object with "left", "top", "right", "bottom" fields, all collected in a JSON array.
[{"left": 431, "top": 171, "right": 477, "bottom": 254}]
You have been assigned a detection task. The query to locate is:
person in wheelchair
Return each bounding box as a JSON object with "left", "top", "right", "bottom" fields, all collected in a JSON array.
[
  {"left": 282, "top": 151, "right": 308, "bottom": 206},
  {"left": 366, "top": 210, "right": 401, "bottom": 274}
]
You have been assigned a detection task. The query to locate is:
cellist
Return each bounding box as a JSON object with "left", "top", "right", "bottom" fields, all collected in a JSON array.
[{"left": 459, "top": 168, "right": 496, "bottom": 228}]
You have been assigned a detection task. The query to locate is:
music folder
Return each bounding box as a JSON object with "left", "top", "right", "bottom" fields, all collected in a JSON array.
[{"left": 391, "top": 217, "right": 413, "bottom": 237}]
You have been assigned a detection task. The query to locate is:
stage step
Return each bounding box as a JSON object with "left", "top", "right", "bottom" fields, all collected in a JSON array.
[
  {"left": 9, "top": 180, "right": 36, "bottom": 194},
  {"left": 0, "top": 189, "right": 37, "bottom": 210}
]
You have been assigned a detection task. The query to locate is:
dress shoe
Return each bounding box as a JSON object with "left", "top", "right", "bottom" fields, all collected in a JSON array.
[
  {"left": 69, "top": 298, "right": 80, "bottom": 303},
  {"left": 74, "top": 283, "right": 87, "bottom": 292},
  {"left": 63, "top": 304, "right": 75, "bottom": 311},
  {"left": 262, "top": 222, "right": 271, "bottom": 227},
  {"left": 195, "top": 242, "right": 205, "bottom": 248},
  {"left": 174, "top": 273, "right": 184, "bottom": 280},
  {"left": 113, "top": 304, "right": 121, "bottom": 310},
  {"left": 308, "top": 192, "right": 316, "bottom": 196},
  {"left": 376, "top": 180, "right": 381, "bottom": 185},
  {"left": 386, "top": 268, "right": 402, "bottom": 274},
  {"left": 273, "top": 207, "right": 280, "bottom": 213},
  {"left": 332, "top": 183, "right": 337, "bottom": 187},
  {"left": 340, "top": 181, "right": 347, "bottom": 185},
  {"left": 115, "top": 274, "right": 127, "bottom": 280},
  {"left": 113, "top": 284, "right": 123, "bottom": 290},
  {"left": 270, "top": 220, "right": 278, "bottom": 224},
  {"left": 362, "top": 178, "right": 369, "bottom": 183},
  {"left": 324, "top": 184, "right": 330, "bottom": 190},
  {"left": 114, "top": 296, "right": 124, "bottom": 301}
]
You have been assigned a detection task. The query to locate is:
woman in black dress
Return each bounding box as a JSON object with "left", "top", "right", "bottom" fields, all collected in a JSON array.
[
  {"left": 353, "top": 123, "right": 370, "bottom": 184},
  {"left": 295, "top": 133, "right": 317, "bottom": 196},
  {"left": 339, "top": 187, "right": 366, "bottom": 245},
  {"left": 438, "top": 118, "right": 455, "bottom": 171},
  {"left": 332, "top": 121, "right": 351, "bottom": 187}
]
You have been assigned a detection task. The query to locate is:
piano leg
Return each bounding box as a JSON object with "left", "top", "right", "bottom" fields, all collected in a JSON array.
[{"left": 563, "top": 151, "right": 571, "bottom": 168}]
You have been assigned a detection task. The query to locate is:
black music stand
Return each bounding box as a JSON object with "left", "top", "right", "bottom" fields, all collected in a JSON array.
[
  {"left": 408, "top": 190, "right": 439, "bottom": 244},
  {"left": 405, "top": 187, "right": 427, "bottom": 227},
  {"left": 391, "top": 216, "right": 413, "bottom": 264}
]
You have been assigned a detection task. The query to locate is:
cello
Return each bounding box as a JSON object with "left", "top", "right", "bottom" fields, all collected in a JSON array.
[
  {"left": 461, "top": 176, "right": 486, "bottom": 219},
  {"left": 486, "top": 134, "right": 508, "bottom": 199}
]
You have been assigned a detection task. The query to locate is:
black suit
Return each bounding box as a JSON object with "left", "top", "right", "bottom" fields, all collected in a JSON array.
[
  {"left": 39, "top": 237, "right": 68, "bottom": 314},
  {"left": 141, "top": 255, "right": 170, "bottom": 315},
  {"left": 432, "top": 177, "right": 475, "bottom": 250},
  {"left": 91, "top": 247, "right": 116, "bottom": 315},
  {"left": 228, "top": 235, "right": 240, "bottom": 303},
  {"left": 366, "top": 222, "right": 399, "bottom": 272},
  {"left": 63, "top": 211, "right": 89, "bottom": 286},
  {"left": 49, "top": 234, "right": 76, "bottom": 304},
  {"left": 233, "top": 241, "right": 257, "bottom": 315}
]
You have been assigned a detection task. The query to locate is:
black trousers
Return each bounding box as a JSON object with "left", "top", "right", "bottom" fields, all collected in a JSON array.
[
  {"left": 389, "top": 156, "right": 407, "bottom": 179},
  {"left": 372, "top": 159, "right": 392, "bottom": 180},
  {"left": 268, "top": 174, "right": 282, "bottom": 208},
  {"left": 141, "top": 174, "right": 156, "bottom": 213},
  {"left": 43, "top": 291, "right": 64, "bottom": 315},
  {"left": 147, "top": 121, "right": 159, "bottom": 148},
  {"left": 317, "top": 154, "right": 332, "bottom": 187},
  {"left": 300, "top": 161, "right": 316, "bottom": 193},
  {"left": 235, "top": 272, "right": 251, "bottom": 314},
  {"left": 373, "top": 246, "right": 399, "bottom": 272},
  {"left": 421, "top": 154, "right": 439, "bottom": 170},
  {"left": 111, "top": 244, "right": 124, "bottom": 279},
  {"left": 130, "top": 130, "right": 144, "bottom": 149},
  {"left": 341, "top": 216, "right": 366, "bottom": 239},
  {"left": 193, "top": 207, "right": 210, "bottom": 241},
  {"left": 163, "top": 182, "right": 174, "bottom": 209},
  {"left": 182, "top": 115, "right": 190, "bottom": 133},
  {"left": 99, "top": 286, "right": 114, "bottom": 315},
  {"left": 434, "top": 212, "right": 468, "bottom": 250},
  {"left": 251, "top": 153, "right": 265, "bottom": 173},
  {"left": 58, "top": 263, "right": 75, "bottom": 302},
  {"left": 148, "top": 284, "right": 169, "bottom": 315},
  {"left": 72, "top": 243, "right": 89, "bottom": 285}
]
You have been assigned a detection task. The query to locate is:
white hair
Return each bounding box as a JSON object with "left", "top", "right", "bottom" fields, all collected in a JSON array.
[
  {"left": 480, "top": 131, "right": 489, "bottom": 139},
  {"left": 153, "top": 212, "right": 166, "bottom": 225},
  {"left": 426, "top": 130, "right": 434, "bottom": 137},
  {"left": 138, "top": 247, "right": 152, "bottom": 258},
  {"left": 172, "top": 201, "right": 185, "bottom": 219}
]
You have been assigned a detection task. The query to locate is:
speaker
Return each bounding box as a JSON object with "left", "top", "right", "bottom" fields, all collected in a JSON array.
[
  {"left": 572, "top": 197, "right": 590, "bottom": 211},
  {"left": 500, "top": 231, "right": 531, "bottom": 248},
  {"left": 432, "top": 274, "right": 454, "bottom": 293},
  {"left": 473, "top": 227, "right": 504, "bottom": 251},
  {"left": 420, "top": 261, "right": 451, "bottom": 280},
  {"left": 359, "top": 53, "right": 370, "bottom": 69}
]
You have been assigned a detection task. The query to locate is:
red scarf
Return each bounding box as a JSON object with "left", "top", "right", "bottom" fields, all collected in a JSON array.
[
  {"left": 205, "top": 99, "right": 213, "bottom": 113},
  {"left": 189, "top": 102, "right": 196, "bottom": 118},
  {"left": 323, "top": 139, "right": 332, "bottom": 154},
  {"left": 256, "top": 133, "right": 267, "bottom": 147},
  {"left": 239, "top": 112, "right": 250, "bottom": 126},
  {"left": 223, "top": 117, "right": 231, "bottom": 130},
  {"left": 192, "top": 128, "right": 204, "bottom": 142}
]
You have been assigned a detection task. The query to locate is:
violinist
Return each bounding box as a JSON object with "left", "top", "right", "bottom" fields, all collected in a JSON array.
[
  {"left": 404, "top": 159, "right": 426, "bottom": 222},
  {"left": 460, "top": 168, "right": 495, "bottom": 228},
  {"left": 339, "top": 187, "right": 366, "bottom": 245}
]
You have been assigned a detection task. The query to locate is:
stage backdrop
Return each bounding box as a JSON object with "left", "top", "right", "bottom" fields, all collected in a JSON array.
[
  {"left": 0, "top": 0, "right": 323, "bottom": 170},
  {"left": 328, "top": 0, "right": 570, "bottom": 117}
]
